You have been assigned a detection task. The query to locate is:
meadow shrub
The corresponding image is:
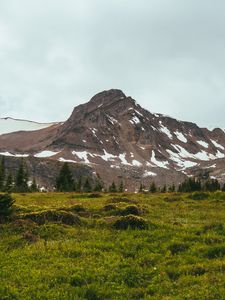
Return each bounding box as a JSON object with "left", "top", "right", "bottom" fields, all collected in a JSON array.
[
  {"left": 113, "top": 215, "right": 148, "bottom": 230},
  {"left": 22, "top": 231, "right": 39, "bottom": 243},
  {"left": 22, "top": 210, "right": 82, "bottom": 226},
  {"left": 166, "top": 267, "right": 181, "bottom": 281},
  {"left": 0, "top": 194, "right": 14, "bottom": 218},
  {"left": 69, "top": 205, "right": 86, "bottom": 213},
  {"left": 107, "top": 197, "right": 137, "bottom": 204},
  {"left": 188, "top": 264, "right": 206, "bottom": 276},
  {"left": 87, "top": 193, "right": 102, "bottom": 198},
  {"left": 103, "top": 204, "right": 118, "bottom": 211},
  {"left": 168, "top": 242, "right": 189, "bottom": 255},
  {"left": 204, "top": 246, "right": 225, "bottom": 259},
  {"left": 188, "top": 192, "right": 209, "bottom": 200},
  {"left": 121, "top": 205, "right": 141, "bottom": 216},
  {"left": 164, "top": 195, "right": 182, "bottom": 202}
]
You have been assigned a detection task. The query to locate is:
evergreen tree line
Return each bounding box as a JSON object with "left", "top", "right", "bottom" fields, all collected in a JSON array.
[
  {"left": 56, "top": 162, "right": 125, "bottom": 192},
  {"left": 141, "top": 177, "right": 225, "bottom": 193},
  {"left": 1, "top": 155, "right": 225, "bottom": 194},
  {"left": 0, "top": 157, "right": 38, "bottom": 193}
]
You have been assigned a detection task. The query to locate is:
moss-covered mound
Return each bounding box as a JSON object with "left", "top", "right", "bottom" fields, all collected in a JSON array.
[
  {"left": 21, "top": 210, "right": 82, "bottom": 226},
  {"left": 112, "top": 215, "right": 148, "bottom": 230}
]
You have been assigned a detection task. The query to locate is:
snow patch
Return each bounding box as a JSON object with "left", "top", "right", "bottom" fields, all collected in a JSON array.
[
  {"left": 119, "top": 153, "right": 131, "bottom": 165},
  {"left": 0, "top": 151, "right": 29, "bottom": 158},
  {"left": 132, "top": 160, "right": 142, "bottom": 167},
  {"left": 211, "top": 140, "right": 224, "bottom": 150},
  {"left": 34, "top": 151, "right": 60, "bottom": 158},
  {"left": 130, "top": 116, "right": 140, "bottom": 125},
  {"left": 159, "top": 121, "right": 173, "bottom": 139},
  {"left": 197, "top": 140, "right": 209, "bottom": 148},
  {"left": 151, "top": 150, "right": 169, "bottom": 169},
  {"left": 174, "top": 131, "right": 187, "bottom": 143},
  {"left": 143, "top": 170, "right": 157, "bottom": 177}
]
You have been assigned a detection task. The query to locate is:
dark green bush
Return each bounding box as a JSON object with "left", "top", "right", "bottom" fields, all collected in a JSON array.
[
  {"left": 188, "top": 192, "right": 209, "bottom": 200},
  {"left": 121, "top": 205, "right": 141, "bottom": 216},
  {"left": 103, "top": 204, "right": 118, "bottom": 211},
  {"left": 22, "top": 210, "right": 82, "bottom": 226},
  {"left": 0, "top": 194, "right": 14, "bottom": 218},
  {"left": 69, "top": 205, "right": 86, "bottom": 213},
  {"left": 166, "top": 267, "right": 181, "bottom": 281},
  {"left": 107, "top": 197, "right": 137, "bottom": 204},
  {"left": 188, "top": 265, "right": 206, "bottom": 276},
  {"left": 87, "top": 193, "right": 102, "bottom": 198},
  {"left": 204, "top": 246, "right": 225, "bottom": 259},
  {"left": 113, "top": 215, "right": 148, "bottom": 230},
  {"left": 168, "top": 242, "right": 189, "bottom": 255}
]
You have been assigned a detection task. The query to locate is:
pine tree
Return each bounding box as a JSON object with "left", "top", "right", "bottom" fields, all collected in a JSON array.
[
  {"left": 5, "top": 173, "right": 13, "bottom": 193},
  {"left": 161, "top": 185, "right": 167, "bottom": 193},
  {"left": 56, "top": 163, "right": 74, "bottom": 192},
  {"left": 168, "top": 183, "right": 176, "bottom": 192},
  {"left": 222, "top": 183, "right": 225, "bottom": 192},
  {"left": 83, "top": 178, "right": 92, "bottom": 193},
  {"left": 139, "top": 183, "right": 143, "bottom": 193},
  {"left": 30, "top": 178, "right": 39, "bottom": 192},
  {"left": 93, "top": 179, "right": 103, "bottom": 192},
  {"left": 149, "top": 181, "right": 157, "bottom": 193},
  {"left": 75, "top": 177, "right": 82, "bottom": 192},
  {"left": 109, "top": 181, "right": 117, "bottom": 193},
  {"left": 15, "top": 161, "right": 29, "bottom": 192},
  {"left": 118, "top": 181, "right": 124, "bottom": 193},
  {"left": 0, "top": 157, "right": 6, "bottom": 191}
]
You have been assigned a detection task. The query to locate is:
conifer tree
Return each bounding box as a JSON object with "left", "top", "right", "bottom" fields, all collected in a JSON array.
[
  {"left": 139, "top": 183, "right": 143, "bottom": 193},
  {"left": 149, "top": 181, "right": 157, "bottom": 193},
  {"left": 93, "top": 179, "right": 103, "bottom": 192},
  {"left": 0, "top": 157, "right": 6, "bottom": 191},
  {"left": 222, "top": 183, "right": 225, "bottom": 192},
  {"left": 83, "top": 178, "right": 92, "bottom": 193},
  {"left": 168, "top": 183, "right": 176, "bottom": 192},
  {"left": 5, "top": 173, "right": 13, "bottom": 193},
  {"left": 118, "top": 180, "right": 124, "bottom": 193},
  {"left": 161, "top": 184, "right": 167, "bottom": 193},
  {"left": 30, "top": 178, "right": 39, "bottom": 192},
  {"left": 75, "top": 177, "right": 82, "bottom": 192},
  {"left": 109, "top": 181, "right": 117, "bottom": 193},
  {"left": 15, "top": 161, "right": 29, "bottom": 192},
  {"left": 56, "top": 162, "right": 74, "bottom": 192}
]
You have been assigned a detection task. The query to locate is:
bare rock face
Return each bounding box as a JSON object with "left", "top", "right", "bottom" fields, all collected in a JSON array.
[{"left": 1, "top": 89, "right": 225, "bottom": 191}]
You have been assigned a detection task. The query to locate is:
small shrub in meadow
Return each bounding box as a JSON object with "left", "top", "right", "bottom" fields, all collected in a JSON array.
[
  {"left": 204, "top": 246, "right": 225, "bottom": 259},
  {"left": 23, "top": 210, "right": 82, "bottom": 226},
  {"left": 0, "top": 194, "right": 14, "bottom": 219},
  {"left": 188, "top": 192, "right": 209, "bottom": 200},
  {"left": 107, "top": 197, "right": 137, "bottom": 204},
  {"left": 113, "top": 215, "right": 148, "bottom": 230},
  {"left": 121, "top": 205, "right": 141, "bottom": 216},
  {"left": 69, "top": 204, "right": 86, "bottom": 213},
  {"left": 103, "top": 204, "right": 118, "bottom": 211},
  {"left": 168, "top": 242, "right": 189, "bottom": 255},
  {"left": 87, "top": 193, "right": 102, "bottom": 198}
]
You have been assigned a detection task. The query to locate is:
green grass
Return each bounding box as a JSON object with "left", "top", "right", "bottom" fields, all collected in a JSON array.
[{"left": 0, "top": 192, "right": 225, "bottom": 299}]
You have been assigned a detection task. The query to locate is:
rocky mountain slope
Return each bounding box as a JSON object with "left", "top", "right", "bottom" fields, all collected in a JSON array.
[{"left": 1, "top": 89, "right": 225, "bottom": 191}]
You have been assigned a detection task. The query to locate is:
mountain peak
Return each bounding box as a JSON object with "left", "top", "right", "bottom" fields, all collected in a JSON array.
[{"left": 88, "top": 89, "right": 127, "bottom": 108}]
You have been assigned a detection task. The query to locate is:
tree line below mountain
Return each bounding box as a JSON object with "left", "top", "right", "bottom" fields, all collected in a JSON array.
[{"left": 0, "top": 156, "right": 224, "bottom": 193}]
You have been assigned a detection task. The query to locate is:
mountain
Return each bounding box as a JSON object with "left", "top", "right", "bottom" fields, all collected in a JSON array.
[{"left": 1, "top": 89, "right": 225, "bottom": 191}]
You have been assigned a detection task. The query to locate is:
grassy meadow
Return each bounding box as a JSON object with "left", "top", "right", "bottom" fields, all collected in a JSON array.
[{"left": 0, "top": 191, "right": 225, "bottom": 299}]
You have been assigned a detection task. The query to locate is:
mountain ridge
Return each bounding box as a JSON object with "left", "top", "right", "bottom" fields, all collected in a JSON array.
[{"left": 0, "top": 89, "right": 225, "bottom": 191}]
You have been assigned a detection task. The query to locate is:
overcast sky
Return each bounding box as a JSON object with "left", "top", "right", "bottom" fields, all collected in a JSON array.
[{"left": 0, "top": 0, "right": 225, "bottom": 128}]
